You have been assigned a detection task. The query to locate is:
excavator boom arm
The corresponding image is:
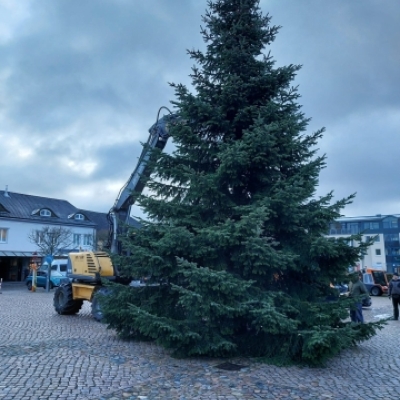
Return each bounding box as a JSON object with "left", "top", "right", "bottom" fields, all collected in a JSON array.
[{"left": 108, "top": 109, "right": 178, "bottom": 253}]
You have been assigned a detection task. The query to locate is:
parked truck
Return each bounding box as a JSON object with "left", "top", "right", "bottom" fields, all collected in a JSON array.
[{"left": 362, "top": 268, "right": 389, "bottom": 296}]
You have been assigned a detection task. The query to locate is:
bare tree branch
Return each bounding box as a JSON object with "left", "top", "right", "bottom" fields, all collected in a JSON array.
[{"left": 28, "top": 226, "right": 73, "bottom": 256}]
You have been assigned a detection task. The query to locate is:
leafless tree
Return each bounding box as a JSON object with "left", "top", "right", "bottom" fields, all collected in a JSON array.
[{"left": 28, "top": 226, "right": 73, "bottom": 256}]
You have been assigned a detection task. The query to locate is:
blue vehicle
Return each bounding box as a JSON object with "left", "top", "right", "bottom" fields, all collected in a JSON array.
[
  {"left": 25, "top": 270, "right": 64, "bottom": 290},
  {"left": 333, "top": 283, "right": 349, "bottom": 295}
]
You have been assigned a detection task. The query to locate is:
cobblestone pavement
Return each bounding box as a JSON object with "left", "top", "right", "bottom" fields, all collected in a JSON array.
[{"left": 0, "top": 283, "right": 398, "bottom": 400}]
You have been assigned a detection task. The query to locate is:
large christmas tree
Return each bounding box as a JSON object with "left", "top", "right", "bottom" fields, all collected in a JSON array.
[{"left": 102, "top": 0, "right": 382, "bottom": 365}]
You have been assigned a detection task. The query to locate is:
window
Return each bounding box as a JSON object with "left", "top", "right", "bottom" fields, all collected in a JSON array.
[
  {"left": 73, "top": 234, "right": 80, "bottom": 246},
  {"left": 365, "top": 235, "right": 380, "bottom": 243},
  {"left": 34, "top": 230, "right": 44, "bottom": 244},
  {"left": 336, "top": 222, "right": 359, "bottom": 234},
  {"left": 0, "top": 228, "right": 8, "bottom": 243},
  {"left": 83, "top": 234, "right": 92, "bottom": 246},
  {"left": 59, "top": 264, "right": 67, "bottom": 273},
  {"left": 329, "top": 222, "right": 341, "bottom": 234},
  {"left": 363, "top": 222, "right": 380, "bottom": 230},
  {"left": 384, "top": 233, "right": 399, "bottom": 242},
  {"left": 383, "top": 217, "right": 398, "bottom": 229},
  {"left": 375, "top": 249, "right": 381, "bottom": 256},
  {"left": 387, "top": 248, "right": 400, "bottom": 256},
  {"left": 372, "top": 271, "right": 387, "bottom": 286},
  {"left": 345, "top": 238, "right": 355, "bottom": 247},
  {"left": 51, "top": 264, "right": 67, "bottom": 273},
  {"left": 363, "top": 274, "right": 373, "bottom": 284},
  {"left": 68, "top": 213, "right": 87, "bottom": 220},
  {"left": 348, "top": 223, "right": 359, "bottom": 234},
  {"left": 40, "top": 209, "right": 51, "bottom": 217},
  {"left": 32, "top": 208, "right": 58, "bottom": 218}
]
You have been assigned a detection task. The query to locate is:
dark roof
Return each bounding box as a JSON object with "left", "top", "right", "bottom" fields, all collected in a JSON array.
[
  {"left": 335, "top": 214, "right": 400, "bottom": 222},
  {"left": 80, "top": 210, "right": 141, "bottom": 231},
  {"left": 127, "top": 216, "right": 142, "bottom": 229},
  {"left": 0, "top": 190, "right": 98, "bottom": 227},
  {"left": 80, "top": 209, "right": 109, "bottom": 231},
  {"left": 0, "top": 190, "right": 141, "bottom": 230}
]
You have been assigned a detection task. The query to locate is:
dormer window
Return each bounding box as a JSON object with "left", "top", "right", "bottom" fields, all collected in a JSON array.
[
  {"left": 31, "top": 208, "right": 57, "bottom": 218},
  {"left": 40, "top": 209, "right": 52, "bottom": 217},
  {"left": 0, "top": 203, "right": 9, "bottom": 213},
  {"left": 68, "top": 212, "right": 87, "bottom": 221}
]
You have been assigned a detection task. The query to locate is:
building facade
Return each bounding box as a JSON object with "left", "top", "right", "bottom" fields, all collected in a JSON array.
[
  {"left": 0, "top": 189, "right": 108, "bottom": 282},
  {"left": 328, "top": 214, "right": 400, "bottom": 273}
]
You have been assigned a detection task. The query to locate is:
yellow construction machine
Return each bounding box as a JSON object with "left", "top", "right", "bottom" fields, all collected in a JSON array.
[{"left": 53, "top": 108, "right": 177, "bottom": 320}]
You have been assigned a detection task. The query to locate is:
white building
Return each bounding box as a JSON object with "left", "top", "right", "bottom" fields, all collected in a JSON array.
[
  {"left": 0, "top": 189, "right": 108, "bottom": 281},
  {"left": 328, "top": 214, "right": 400, "bottom": 273}
]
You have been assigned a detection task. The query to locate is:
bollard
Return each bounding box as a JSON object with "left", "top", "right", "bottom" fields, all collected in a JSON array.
[
  {"left": 0, "top": 278, "right": 2, "bottom": 294},
  {"left": 32, "top": 269, "right": 37, "bottom": 292}
]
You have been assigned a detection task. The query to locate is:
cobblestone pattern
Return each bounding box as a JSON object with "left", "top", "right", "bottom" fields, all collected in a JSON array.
[{"left": 0, "top": 283, "right": 398, "bottom": 400}]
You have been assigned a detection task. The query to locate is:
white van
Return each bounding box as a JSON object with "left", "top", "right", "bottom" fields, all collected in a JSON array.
[{"left": 40, "top": 258, "right": 68, "bottom": 276}]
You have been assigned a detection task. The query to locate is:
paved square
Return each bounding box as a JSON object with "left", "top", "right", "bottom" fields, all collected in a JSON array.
[{"left": 0, "top": 284, "right": 397, "bottom": 399}]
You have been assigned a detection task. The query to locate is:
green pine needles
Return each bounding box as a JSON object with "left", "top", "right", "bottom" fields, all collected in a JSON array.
[{"left": 101, "top": 0, "right": 384, "bottom": 366}]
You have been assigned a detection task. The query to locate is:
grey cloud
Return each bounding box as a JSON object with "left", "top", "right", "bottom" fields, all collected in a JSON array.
[
  {"left": 1, "top": 0, "right": 203, "bottom": 131},
  {"left": 0, "top": 0, "right": 399, "bottom": 218},
  {"left": 267, "top": 0, "right": 400, "bottom": 124}
]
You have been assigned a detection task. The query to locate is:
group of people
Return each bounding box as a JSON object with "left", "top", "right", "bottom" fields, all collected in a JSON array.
[{"left": 348, "top": 271, "right": 400, "bottom": 323}]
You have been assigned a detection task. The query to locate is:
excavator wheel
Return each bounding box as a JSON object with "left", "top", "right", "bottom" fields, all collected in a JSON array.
[
  {"left": 91, "top": 287, "right": 111, "bottom": 322},
  {"left": 53, "top": 284, "right": 83, "bottom": 315}
]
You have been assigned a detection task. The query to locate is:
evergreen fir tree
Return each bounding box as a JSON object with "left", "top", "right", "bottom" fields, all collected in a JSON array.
[{"left": 102, "top": 0, "right": 384, "bottom": 365}]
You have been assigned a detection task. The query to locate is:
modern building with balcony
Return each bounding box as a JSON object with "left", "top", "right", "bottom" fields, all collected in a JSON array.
[{"left": 328, "top": 214, "right": 400, "bottom": 273}]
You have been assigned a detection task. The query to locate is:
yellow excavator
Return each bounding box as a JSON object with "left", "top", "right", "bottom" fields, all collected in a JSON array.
[{"left": 53, "top": 108, "right": 177, "bottom": 320}]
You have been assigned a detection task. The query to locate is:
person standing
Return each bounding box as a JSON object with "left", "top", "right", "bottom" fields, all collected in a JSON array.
[
  {"left": 349, "top": 273, "right": 368, "bottom": 323},
  {"left": 388, "top": 273, "right": 400, "bottom": 320}
]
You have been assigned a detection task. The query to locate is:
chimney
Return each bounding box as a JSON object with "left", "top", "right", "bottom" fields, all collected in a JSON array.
[{"left": 4, "top": 185, "right": 10, "bottom": 197}]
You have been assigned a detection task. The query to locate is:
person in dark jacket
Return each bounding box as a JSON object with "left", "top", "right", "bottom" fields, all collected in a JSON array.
[
  {"left": 349, "top": 273, "right": 368, "bottom": 323},
  {"left": 388, "top": 272, "right": 400, "bottom": 320}
]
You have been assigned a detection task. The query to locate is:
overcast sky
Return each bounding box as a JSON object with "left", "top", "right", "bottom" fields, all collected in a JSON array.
[{"left": 0, "top": 0, "right": 399, "bottom": 219}]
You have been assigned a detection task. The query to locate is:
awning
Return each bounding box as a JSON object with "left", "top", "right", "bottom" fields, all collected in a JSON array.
[{"left": 0, "top": 251, "right": 37, "bottom": 257}]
